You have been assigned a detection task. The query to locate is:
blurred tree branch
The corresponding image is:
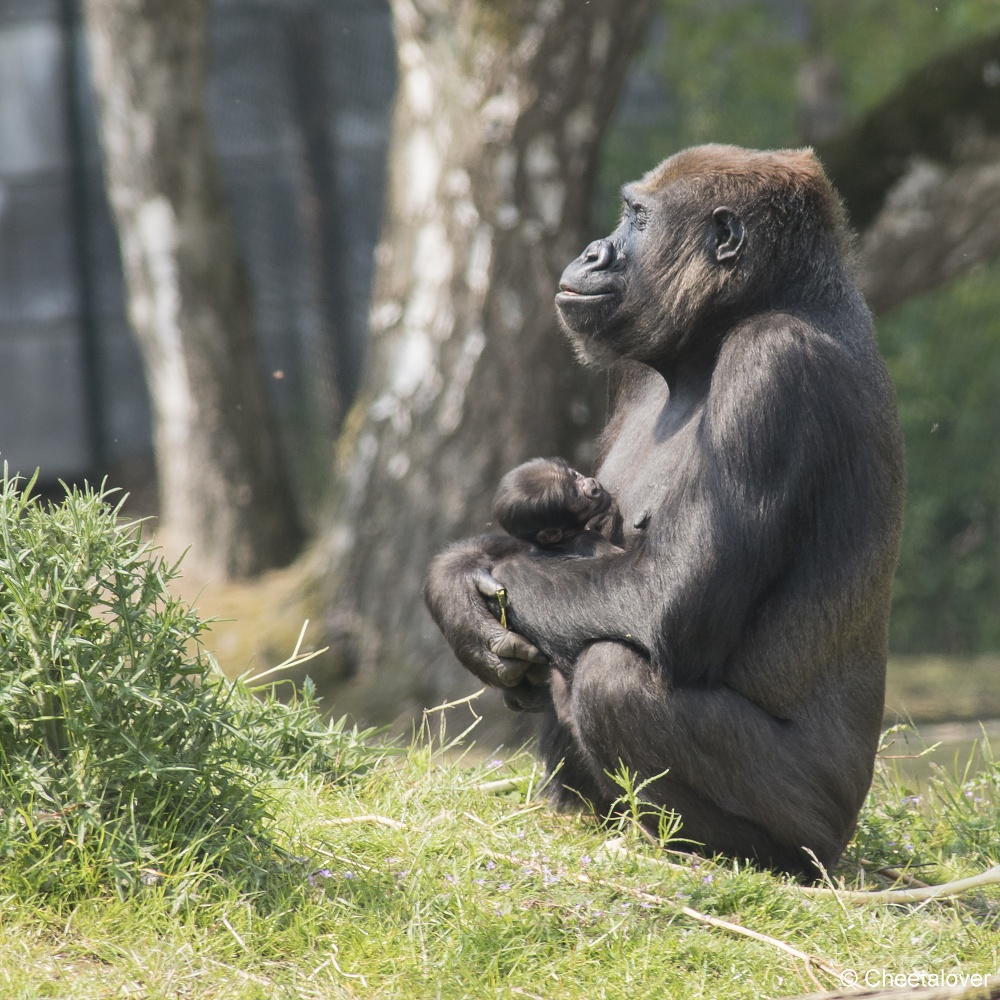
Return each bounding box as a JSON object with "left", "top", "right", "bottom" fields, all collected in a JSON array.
[{"left": 817, "top": 30, "right": 1000, "bottom": 314}]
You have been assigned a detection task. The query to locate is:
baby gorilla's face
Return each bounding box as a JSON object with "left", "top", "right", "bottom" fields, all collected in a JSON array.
[{"left": 560, "top": 466, "right": 612, "bottom": 524}]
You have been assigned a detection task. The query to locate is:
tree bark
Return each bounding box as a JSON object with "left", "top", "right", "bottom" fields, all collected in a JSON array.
[
  {"left": 306, "top": 0, "right": 652, "bottom": 715},
  {"left": 83, "top": 0, "right": 303, "bottom": 578}
]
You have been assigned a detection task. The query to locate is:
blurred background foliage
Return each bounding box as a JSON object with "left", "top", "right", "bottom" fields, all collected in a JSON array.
[
  {"left": 598, "top": 0, "right": 1000, "bottom": 655},
  {"left": 881, "top": 261, "right": 1000, "bottom": 653}
]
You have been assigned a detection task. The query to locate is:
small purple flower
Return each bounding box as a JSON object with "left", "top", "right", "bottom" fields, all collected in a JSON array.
[
  {"left": 702, "top": 874, "right": 714, "bottom": 885},
  {"left": 308, "top": 868, "right": 333, "bottom": 886},
  {"left": 343, "top": 871, "right": 356, "bottom": 880},
  {"left": 581, "top": 855, "right": 591, "bottom": 865},
  {"left": 444, "top": 874, "right": 457, "bottom": 885},
  {"left": 485, "top": 860, "right": 496, "bottom": 871}
]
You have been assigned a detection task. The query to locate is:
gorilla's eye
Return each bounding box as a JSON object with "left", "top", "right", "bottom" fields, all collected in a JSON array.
[
  {"left": 620, "top": 198, "right": 648, "bottom": 231},
  {"left": 629, "top": 202, "right": 648, "bottom": 230}
]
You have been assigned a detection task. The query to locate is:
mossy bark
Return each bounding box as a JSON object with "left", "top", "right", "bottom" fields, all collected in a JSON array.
[{"left": 305, "top": 0, "right": 653, "bottom": 718}]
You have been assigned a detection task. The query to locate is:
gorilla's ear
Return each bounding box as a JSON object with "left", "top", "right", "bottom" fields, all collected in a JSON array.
[
  {"left": 536, "top": 528, "right": 564, "bottom": 546},
  {"left": 712, "top": 207, "right": 745, "bottom": 263}
]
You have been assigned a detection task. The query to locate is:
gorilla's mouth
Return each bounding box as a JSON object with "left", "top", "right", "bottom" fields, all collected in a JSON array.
[
  {"left": 591, "top": 491, "right": 612, "bottom": 515},
  {"left": 555, "top": 288, "right": 614, "bottom": 301}
]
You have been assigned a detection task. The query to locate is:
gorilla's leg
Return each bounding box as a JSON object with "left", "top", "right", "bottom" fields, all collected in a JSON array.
[{"left": 562, "top": 642, "right": 856, "bottom": 875}]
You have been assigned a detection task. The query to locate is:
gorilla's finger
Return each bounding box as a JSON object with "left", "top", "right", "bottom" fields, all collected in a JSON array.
[{"left": 490, "top": 630, "right": 547, "bottom": 664}]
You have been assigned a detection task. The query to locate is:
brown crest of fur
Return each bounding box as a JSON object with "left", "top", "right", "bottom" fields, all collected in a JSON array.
[{"left": 636, "top": 144, "right": 851, "bottom": 254}]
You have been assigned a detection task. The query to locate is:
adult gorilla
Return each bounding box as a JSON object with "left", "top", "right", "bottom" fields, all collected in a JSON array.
[{"left": 424, "top": 145, "right": 905, "bottom": 876}]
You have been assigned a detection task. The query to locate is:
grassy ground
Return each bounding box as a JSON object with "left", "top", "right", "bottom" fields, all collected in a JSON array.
[
  {"left": 3, "top": 708, "right": 1000, "bottom": 1000},
  {"left": 5, "top": 479, "right": 999, "bottom": 999}
]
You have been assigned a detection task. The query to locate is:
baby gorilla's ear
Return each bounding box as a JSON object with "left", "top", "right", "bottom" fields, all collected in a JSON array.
[{"left": 536, "top": 527, "right": 564, "bottom": 546}]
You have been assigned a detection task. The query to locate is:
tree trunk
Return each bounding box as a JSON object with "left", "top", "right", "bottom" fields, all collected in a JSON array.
[
  {"left": 83, "top": 0, "right": 303, "bottom": 578},
  {"left": 306, "top": 0, "right": 652, "bottom": 717}
]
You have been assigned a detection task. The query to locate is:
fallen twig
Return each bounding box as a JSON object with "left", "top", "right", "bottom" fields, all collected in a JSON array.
[
  {"left": 860, "top": 859, "right": 934, "bottom": 889},
  {"left": 599, "top": 835, "right": 692, "bottom": 873},
  {"left": 604, "top": 838, "right": 1000, "bottom": 908},
  {"left": 799, "top": 865, "right": 1000, "bottom": 905},
  {"left": 422, "top": 688, "right": 486, "bottom": 716},
  {"left": 857, "top": 860, "right": 979, "bottom": 915},
  {"left": 242, "top": 620, "right": 329, "bottom": 685},
  {"left": 476, "top": 777, "right": 530, "bottom": 794}
]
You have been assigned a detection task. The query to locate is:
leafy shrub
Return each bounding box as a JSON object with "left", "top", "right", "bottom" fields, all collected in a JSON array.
[{"left": 0, "top": 471, "right": 380, "bottom": 898}]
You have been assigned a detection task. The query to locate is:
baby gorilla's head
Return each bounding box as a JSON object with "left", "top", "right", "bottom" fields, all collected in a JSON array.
[{"left": 492, "top": 457, "right": 611, "bottom": 547}]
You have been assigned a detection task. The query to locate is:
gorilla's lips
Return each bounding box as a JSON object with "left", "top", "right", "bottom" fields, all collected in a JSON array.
[
  {"left": 554, "top": 285, "right": 621, "bottom": 335},
  {"left": 555, "top": 288, "right": 615, "bottom": 305},
  {"left": 555, "top": 284, "right": 617, "bottom": 302}
]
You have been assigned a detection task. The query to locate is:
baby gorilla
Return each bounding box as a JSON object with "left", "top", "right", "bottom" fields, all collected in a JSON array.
[{"left": 492, "top": 457, "right": 623, "bottom": 557}]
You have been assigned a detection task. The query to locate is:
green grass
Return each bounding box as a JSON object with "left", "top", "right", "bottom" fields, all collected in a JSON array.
[
  {"left": 2, "top": 475, "right": 999, "bottom": 998},
  {"left": 1, "top": 725, "right": 999, "bottom": 999}
]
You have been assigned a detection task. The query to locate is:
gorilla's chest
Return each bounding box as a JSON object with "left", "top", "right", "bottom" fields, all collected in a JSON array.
[{"left": 595, "top": 383, "right": 700, "bottom": 538}]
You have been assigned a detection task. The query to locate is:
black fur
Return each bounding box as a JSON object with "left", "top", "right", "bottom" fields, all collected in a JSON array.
[{"left": 424, "top": 146, "right": 905, "bottom": 876}]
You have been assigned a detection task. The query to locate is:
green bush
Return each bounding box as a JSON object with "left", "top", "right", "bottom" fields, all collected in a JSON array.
[{"left": 0, "top": 471, "right": 380, "bottom": 898}]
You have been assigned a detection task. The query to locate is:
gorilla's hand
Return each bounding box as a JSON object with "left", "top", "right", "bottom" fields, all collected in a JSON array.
[{"left": 424, "top": 537, "right": 548, "bottom": 692}]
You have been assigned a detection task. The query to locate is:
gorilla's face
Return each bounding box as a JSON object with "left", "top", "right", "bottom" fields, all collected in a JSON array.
[{"left": 555, "top": 149, "right": 754, "bottom": 372}]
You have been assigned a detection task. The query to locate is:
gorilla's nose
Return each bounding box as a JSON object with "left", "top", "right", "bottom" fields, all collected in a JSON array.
[{"left": 581, "top": 239, "right": 614, "bottom": 271}]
